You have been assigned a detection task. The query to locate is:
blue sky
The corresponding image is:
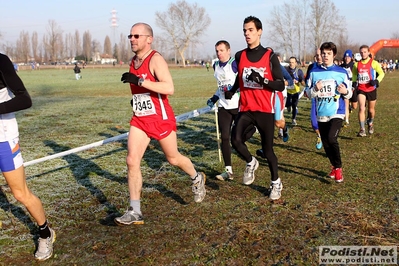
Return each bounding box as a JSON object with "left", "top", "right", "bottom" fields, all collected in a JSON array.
[{"left": 1, "top": 0, "right": 398, "bottom": 58}]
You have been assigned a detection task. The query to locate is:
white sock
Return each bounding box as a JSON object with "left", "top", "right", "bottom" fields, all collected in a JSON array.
[
  {"left": 129, "top": 200, "right": 141, "bottom": 215},
  {"left": 271, "top": 178, "right": 281, "bottom": 184},
  {"left": 225, "top": 166, "right": 233, "bottom": 174}
]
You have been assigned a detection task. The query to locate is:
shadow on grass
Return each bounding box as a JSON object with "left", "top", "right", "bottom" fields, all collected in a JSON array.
[
  {"left": 44, "top": 140, "right": 124, "bottom": 226},
  {"left": 0, "top": 186, "right": 37, "bottom": 238}
]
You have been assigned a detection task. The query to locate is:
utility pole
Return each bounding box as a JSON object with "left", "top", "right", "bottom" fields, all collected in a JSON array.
[{"left": 110, "top": 8, "right": 118, "bottom": 46}]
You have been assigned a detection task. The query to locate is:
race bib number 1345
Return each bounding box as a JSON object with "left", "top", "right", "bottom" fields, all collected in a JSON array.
[{"left": 132, "top": 93, "right": 156, "bottom": 117}]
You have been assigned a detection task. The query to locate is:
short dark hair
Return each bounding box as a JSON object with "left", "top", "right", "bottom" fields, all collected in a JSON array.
[
  {"left": 320, "top": 42, "right": 337, "bottom": 56},
  {"left": 243, "top": 16, "right": 262, "bottom": 30},
  {"left": 215, "top": 40, "right": 230, "bottom": 50},
  {"left": 359, "top": 44, "right": 369, "bottom": 51},
  {"left": 289, "top": 56, "right": 298, "bottom": 63}
]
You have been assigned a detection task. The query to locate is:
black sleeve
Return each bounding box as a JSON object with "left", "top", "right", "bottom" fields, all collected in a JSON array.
[
  {"left": 299, "top": 69, "right": 305, "bottom": 82},
  {"left": 0, "top": 54, "right": 32, "bottom": 115},
  {"left": 266, "top": 53, "right": 285, "bottom": 92}
]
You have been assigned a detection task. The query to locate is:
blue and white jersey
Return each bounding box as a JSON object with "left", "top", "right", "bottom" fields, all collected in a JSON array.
[
  {"left": 305, "top": 64, "right": 352, "bottom": 122},
  {"left": 213, "top": 58, "right": 239, "bottom": 109}
]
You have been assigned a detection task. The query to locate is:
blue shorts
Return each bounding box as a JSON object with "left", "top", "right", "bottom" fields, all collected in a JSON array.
[
  {"left": 0, "top": 138, "right": 23, "bottom": 172},
  {"left": 274, "top": 91, "right": 284, "bottom": 121}
]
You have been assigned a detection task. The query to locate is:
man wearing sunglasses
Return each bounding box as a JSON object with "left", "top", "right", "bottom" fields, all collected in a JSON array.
[{"left": 115, "top": 23, "right": 206, "bottom": 226}]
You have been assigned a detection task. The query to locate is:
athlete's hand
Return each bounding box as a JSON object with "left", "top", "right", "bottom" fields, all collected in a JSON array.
[
  {"left": 121, "top": 72, "right": 139, "bottom": 85},
  {"left": 337, "top": 83, "right": 348, "bottom": 95},
  {"left": 352, "top": 81, "right": 358, "bottom": 90},
  {"left": 369, "top": 79, "right": 379, "bottom": 88},
  {"left": 314, "top": 80, "right": 323, "bottom": 91},
  {"left": 224, "top": 91, "right": 234, "bottom": 100},
  {"left": 247, "top": 69, "right": 268, "bottom": 85},
  {"left": 207, "top": 95, "right": 219, "bottom": 107}
]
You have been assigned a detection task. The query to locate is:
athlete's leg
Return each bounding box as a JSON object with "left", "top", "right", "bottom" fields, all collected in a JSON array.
[
  {"left": 367, "top": 100, "right": 376, "bottom": 122},
  {"left": 256, "top": 113, "right": 279, "bottom": 181},
  {"left": 4, "top": 166, "right": 46, "bottom": 225},
  {"left": 217, "top": 108, "right": 236, "bottom": 167},
  {"left": 344, "top": 98, "right": 350, "bottom": 124},
  {"left": 231, "top": 112, "right": 253, "bottom": 163},
  {"left": 291, "top": 93, "right": 299, "bottom": 121},
  {"left": 357, "top": 93, "right": 367, "bottom": 130},
  {"left": 160, "top": 130, "right": 197, "bottom": 177},
  {"left": 126, "top": 126, "right": 151, "bottom": 201},
  {"left": 318, "top": 119, "right": 343, "bottom": 168}
]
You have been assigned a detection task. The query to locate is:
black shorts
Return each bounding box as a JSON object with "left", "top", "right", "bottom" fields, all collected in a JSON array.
[
  {"left": 350, "top": 88, "right": 358, "bottom": 102},
  {"left": 358, "top": 89, "right": 377, "bottom": 101}
]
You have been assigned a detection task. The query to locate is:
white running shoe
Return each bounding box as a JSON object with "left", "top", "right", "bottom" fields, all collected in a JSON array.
[{"left": 243, "top": 158, "right": 259, "bottom": 185}]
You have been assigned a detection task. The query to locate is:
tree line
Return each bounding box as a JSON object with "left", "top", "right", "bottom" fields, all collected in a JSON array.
[{"left": 1, "top": 0, "right": 397, "bottom": 66}]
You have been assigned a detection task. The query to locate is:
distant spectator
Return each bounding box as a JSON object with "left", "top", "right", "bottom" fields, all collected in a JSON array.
[
  {"left": 205, "top": 61, "right": 210, "bottom": 71},
  {"left": 73, "top": 63, "right": 81, "bottom": 80}
]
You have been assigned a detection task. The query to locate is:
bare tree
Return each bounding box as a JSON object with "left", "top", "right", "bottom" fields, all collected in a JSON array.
[
  {"left": 16, "top": 31, "right": 30, "bottom": 63},
  {"left": 42, "top": 35, "right": 49, "bottom": 63},
  {"left": 113, "top": 43, "right": 120, "bottom": 61},
  {"left": 64, "top": 32, "right": 74, "bottom": 59},
  {"left": 118, "top": 33, "right": 130, "bottom": 63},
  {"left": 82, "top": 31, "right": 92, "bottom": 62},
  {"left": 74, "top": 30, "right": 82, "bottom": 56},
  {"left": 103, "top": 35, "right": 112, "bottom": 55},
  {"left": 155, "top": 0, "right": 210, "bottom": 66},
  {"left": 91, "top": 39, "right": 101, "bottom": 63},
  {"left": 309, "top": 0, "right": 346, "bottom": 50},
  {"left": 1, "top": 42, "right": 15, "bottom": 59},
  {"left": 32, "top": 31, "right": 39, "bottom": 62},
  {"left": 267, "top": 3, "right": 297, "bottom": 59},
  {"left": 44, "top": 20, "right": 63, "bottom": 63},
  {"left": 267, "top": 0, "right": 346, "bottom": 62}
]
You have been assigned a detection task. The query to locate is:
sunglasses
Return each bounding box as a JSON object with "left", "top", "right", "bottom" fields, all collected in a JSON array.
[{"left": 127, "top": 34, "right": 150, "bottom": 39}]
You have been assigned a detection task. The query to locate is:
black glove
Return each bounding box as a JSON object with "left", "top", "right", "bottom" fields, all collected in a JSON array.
[
  {"left": 121, "top": 72, "right": 139, "bottom": 85},
  {"left": 224, "top": 91, "right": 234, "bottom": 100},
  {"left": 130, "top": 99, "right": 133, "bottom": 107},
  {"left": 207, "top": 95, "right": 219, "bottom": 107},
  {"left": 369, "top": 79, "right": 379, "bottom": 87},
  {"left": 247, "top": 69, "right": 268, "bottom": 85},
  {"left": 352, "top": 81, "right": 358, "bottom": 90}
]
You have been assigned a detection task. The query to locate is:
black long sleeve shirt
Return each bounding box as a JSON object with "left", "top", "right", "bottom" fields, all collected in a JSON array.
[
  {"left": 0, "top": 54, "right": 32, "bottom": 114},
  {"left": 230, "top": 44, "right": 285, "bottom": 93}
]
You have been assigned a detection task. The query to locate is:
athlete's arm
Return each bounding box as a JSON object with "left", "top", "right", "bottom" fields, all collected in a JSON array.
[
  {"left": 267, "top": 54, "right": 285, "bottom": 92},
  {"left": 144, "top": 52, "right": 174, "bottom": 95},
  {"left": 281, "top": 65, "right": 294, "bottom": 86},
  {"left": 351, "top": 62, "right": 358, "bottom": 83},
  {"left": 0, "top": 54, "right": 32, "bottom": 115},
  {"left": 372, "top": 60, "right": 385, "bottom": 83}
]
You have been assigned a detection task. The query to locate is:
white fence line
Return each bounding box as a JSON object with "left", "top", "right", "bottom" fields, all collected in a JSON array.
[{"left": 23, "top": 106, "right": 213, "bottom": 167}]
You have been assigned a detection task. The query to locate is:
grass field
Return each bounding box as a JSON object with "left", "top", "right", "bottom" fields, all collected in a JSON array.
[{"left": 0, "top": 66, "right": 398, "bottom": 265}]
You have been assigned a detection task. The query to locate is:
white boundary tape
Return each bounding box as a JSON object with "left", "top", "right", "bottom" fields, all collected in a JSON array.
[{"left": 23, "top": 106, "right": 213, "bottom": 167}]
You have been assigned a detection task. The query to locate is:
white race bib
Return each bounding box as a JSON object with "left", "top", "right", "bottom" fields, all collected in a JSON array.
[
  {"left": 318, "top": 79, "right": 336, "bottom": 98},
  {"left": 358, "top": 72, "right": 370, "bottom": 84},
  {"left": 242, "top": 67, "right": 265, "bottom": 89},
  {"left": 132, "top": 93, "right": 156, "bottom": 117}
]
